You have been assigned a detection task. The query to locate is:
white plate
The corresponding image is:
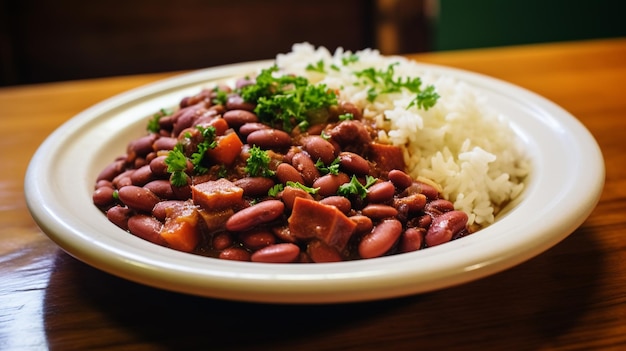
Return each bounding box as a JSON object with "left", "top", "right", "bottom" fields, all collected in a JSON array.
[{"left": 25, "top": 60, "right": 604, "bottom": 304}]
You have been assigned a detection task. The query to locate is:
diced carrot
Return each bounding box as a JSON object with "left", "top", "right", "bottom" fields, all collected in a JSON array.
[
  {"left": 207, "top": 117, "right": 229, "bottom": 136},
  {"left": 206, "top": 131, "right": 243, "bottom": 165},
  {"left": 159, "top": 202, "right": 201, "bottom": 252},
  {"left": 192, "top": 178, "right": 244, "bottom": 211},
  {"left": 368, "top": 142, "right": 406, "bottom": 173},
  {"left": 288, "top": 197, "right": 357, "bottom": 252}
]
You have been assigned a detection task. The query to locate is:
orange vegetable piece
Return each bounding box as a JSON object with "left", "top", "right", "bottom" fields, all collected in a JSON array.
[
  {"left": 159, "top": 202, "right": 201, "bottom": 252},
  {"left": 192, "top": 178, "right": 243, "bottom": 211},
  {"left": 206, "top": 117, "right": 229, "bottom": 136},
  {"left": 288, "top": 197, "right": 357, "bottom": 252},
  {"left": 206, "top": 131, "right": 243, "bottom": 165}
]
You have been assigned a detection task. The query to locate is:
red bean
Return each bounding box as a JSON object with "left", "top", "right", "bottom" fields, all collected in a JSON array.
[
  {"left": 312, "top": 173, "right": 350, "bottom": 197},
  {"left": 388, "top": 169, "right": 413, "bottom": 190},
  {"left": 405, "top": 181, "right": 439, "bottom": 200},
  {"left": 366, "top": 181, "right": 395, "bottom": 203},
  {"left": 280, "top": 186, "right": 314, "bottom": 211},
  {"left": 93, "top": 186, "right": 116, "bottom": 207},
  {"left": 226, "top": 95, "right": 255, "bottom": 111},
  {"left": 106, "top": 205, "right": 132, "bottom": 230},
  {"left": 149, "top": 155, "right": 169, "bottom": 177},
  {"left": 219, "top": 247, "right": 251, "bottom": 261},
  {"left": 319, "top": 196, "right": 352, "bottom": 214},
  {"left": 128, "top": 134, "right": 158, "bottom": 158},
  {"left": 152, "top": 200, "right": 187, "bottom": 221},
  {"left": 276, "top": 163, "right": 305, "bottom": 185},
  {"left": 399, "top": 227, "right": 425, "bottom": 253},
  {"left": 234, "top": 177, "right": 275, "bottom": 197},
  {"left": 247, "top": 128, "right": 292, "bottom": 149},
  {"left": 97, "top": 159, "right": 125, "bottom": 182},
  {"left": 152, "top": 136, "right": 178, "bottom": 151},
  {"left": 425, "top": 199, "right": 455, "bottom": 214},
  {"left": 130, "top": 165, "right": 154, "bottom": 186},
  {"left": 117, "top": 185, "right": 161, "bottom": 213},
  {"left": 112, "top": 169, "right": 134, "bottom": 189},
  {"left": 303, "top": 136, "right": 336, "bottom": 165},
  {"left": 127, "top": 214, "right": 167, "bottom": 246},
  {"left": 250, "top": 243, "right": 300, "bottom": 263},
  {"left": 144, "top": 180, "right": 175, "bottom": 200},
  {"left": 339, "top": 152, "right": 370, "bottom": 175},
  {"left": 239, "top": 229, "right": 276, "bottom": 250},
  {"left": 358, "top": 219, "right": 403, "bottom": 259},
  {"left": 425, "top": 211, "right": 468, "bottom": 247},
  {"left": 394, "top": 193, "right": 427, "bottom": 213},
  {"left": 223, "top": 109, "right": 259, "bottom": 128},
  {"left": 291, "top": 152, "right": 320, "bottom": 186},
  {"left": 361, "top": 204, "right": 398, "bottom": 220},
  {"left": 349, "top": 215, "right": 374, "bottom": 234},
  {"left": 225, "top": 200, "right": 285, "bottom": 232},
  {"left": 212, "top": 232, "right": 233, "bottom": 251},
  {"left": 239, "top": 122, "right": 270, "bottom": 138}
]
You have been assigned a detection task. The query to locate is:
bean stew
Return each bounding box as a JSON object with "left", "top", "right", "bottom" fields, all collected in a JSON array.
[{"left": 93, "top": 66, "right": 471, "bottom": 263}]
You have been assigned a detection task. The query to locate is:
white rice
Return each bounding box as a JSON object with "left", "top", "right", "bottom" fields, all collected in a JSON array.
[{"left": 275, "top": 43, "right": 530, "bottom": 227}]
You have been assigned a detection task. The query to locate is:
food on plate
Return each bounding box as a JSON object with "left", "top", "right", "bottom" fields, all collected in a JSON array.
[{"left": 93, "top": 43, "right": 529, "bottom": 263}]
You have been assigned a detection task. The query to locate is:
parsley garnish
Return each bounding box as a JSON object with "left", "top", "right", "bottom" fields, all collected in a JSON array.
[
  {"left": 245, "top": 146, "right": 275, "bottom": 177},
  {"left": 315, "top": 157, "right": 341, "bottom": 175},
  {"left": 407, "top": 85, "right": 440, "bottom": 111},
  {"left": 147, "top": 108, "right": 172, "bottom": 133},
  {"left": 338, "top": 113, "right": 354, "bottom": 121},
  {"left": 190, "top": 126, "right": 217, "bottom": 174},
  {"left": 353, "top": 62, "right": 439, "bottom": 110},
  {"left": 268, "top": 183, "right": 284, "bottom": 197},
  {"left": 337, "top": 175, "right": 377, "bottom": 200},
  {"left": 239, "top": 66, "right": 337, "bottom": 131},
  {"left": 212, "top": 88, "right": 228, "bottom": 106},
  {"left": 342, "top": 54, "right": 359, "bottom": 66},
  {"left": 306, "top": 60, "right": 326, "bottom": 73},
  {"left": 286, "top": 181, "right": 319, "bottom": 195},
  {"left": 165, "top": 144, "right": 190, "bottom": 187}
]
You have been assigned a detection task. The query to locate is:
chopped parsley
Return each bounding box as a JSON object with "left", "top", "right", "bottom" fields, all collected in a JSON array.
[
  {"left": 353, "top": 62, "right": 439, "bottom": 110},
  {"left": 306, "top": 60, "right": 326, "bottom": 73},
  {"left": 315, "top": 157, "right": 341, "bottom": 175},
  {"left": 165, "top": 144, "right": 190, "bottom": 187},
  {"left": 189, "top": 126, "right": 217, "bottom": 174},
  {"left": 212, "top": 88, "right": 229, "bottom": 106},
  {"left": 338, "top": 113, "right": 354, "bottom": 121},
  {"left": 239, "top": 65, "right": 337, "bottom": 131},
  {"left": 286, "top": 181, "right": 319, "bottom": 195},
  {"left": 147, "top": 108, "right": 172, "bottom": 133},
  {"left": 245, "top": 146, "right": 275, "bottom": 177},
  {"left": 268, "top": 183, "right": 284, "bottom": 197},
  {"left": 337, "top": 175, "right": 377, "bottom": 200},
  {"left": 341, "top": 54, "right": 359, "bottom": 66}
]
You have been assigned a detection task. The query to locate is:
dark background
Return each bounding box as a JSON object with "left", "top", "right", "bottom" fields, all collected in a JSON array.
[{"left": 1, "top": 0, "right": 624, "bottom": 87}]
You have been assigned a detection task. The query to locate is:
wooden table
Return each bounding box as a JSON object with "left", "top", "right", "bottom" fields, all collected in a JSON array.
[{"left": 2, "top": 38, "right": 625, "bottom": 350}]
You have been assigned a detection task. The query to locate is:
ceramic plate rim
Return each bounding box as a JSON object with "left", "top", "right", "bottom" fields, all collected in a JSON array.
[{"left": 25, "top": 59, "right": 604, "bottom": 304}]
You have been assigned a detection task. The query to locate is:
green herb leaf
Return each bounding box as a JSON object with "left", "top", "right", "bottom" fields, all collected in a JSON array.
[
  {"left": 315, "top": 157, "right": 341, "bottom": 175},
  {"left": 337, "top": 175, "right": 377, "bottom": 199},
  {"left": 306, "top": 60, "right": 326, "bottom": 73},
  {"left": 353, "top": 62, "right": 439, "bottom": 109},
  {"left": 165, "top": 144, "right": 190, "bottom": 187},
  {"left": 341, "top": 54, "right": 359, "bottom": 66},
  {"left": 268, "top": 183, "right": 284, "bottom": 197},
  {"left": 147, "top": 108, "right": 172, "bottom": 133},
  {"left": 245, "top": 146, "right": 275, "bottom": 177},
  {"left": 286, "top": 181, "right": 319, "bottom": 195},
  {"left": 190, "top": 126, "right": 217, "bottom": 174}
]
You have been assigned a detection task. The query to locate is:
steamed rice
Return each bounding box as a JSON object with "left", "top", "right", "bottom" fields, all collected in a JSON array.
[{"left": 276, "top": 43, "right": 530, "bottom": 227}]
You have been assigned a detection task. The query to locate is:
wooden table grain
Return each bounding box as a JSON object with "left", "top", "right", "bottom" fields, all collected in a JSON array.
[{"left": 2, "top": 38, "right": 625, "bottom": 351}]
